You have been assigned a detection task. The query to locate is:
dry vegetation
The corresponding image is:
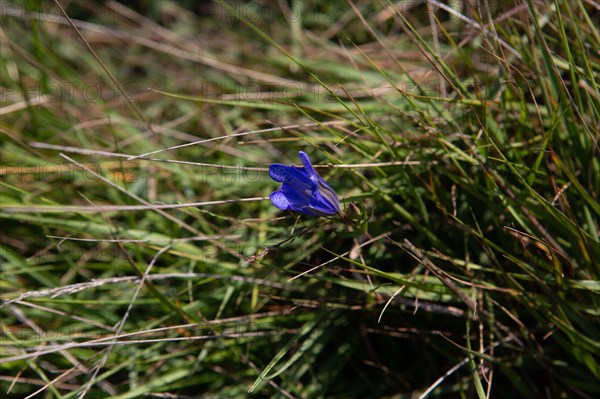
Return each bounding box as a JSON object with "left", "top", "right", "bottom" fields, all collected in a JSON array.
[{"left": 1, "top": 1, "right": 599, "bottom": 398}]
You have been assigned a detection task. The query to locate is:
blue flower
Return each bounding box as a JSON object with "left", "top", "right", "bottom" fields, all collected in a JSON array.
[{"left": 269, "top": 151, "right": 341, "bottom": 216}]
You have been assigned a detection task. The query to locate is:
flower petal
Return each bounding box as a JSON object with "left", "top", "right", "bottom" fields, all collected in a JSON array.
[
  {"left": 269, "top": 191, "right": 290, "bottom": 210},
  {"left": 306, "top": 205, "right": 336, "bottom": 216},
  {"left": 271, "top": 190, "right": 321, "bottom": 216},
  {"left": 307, "top": 171, "right": 340, "bottom": 214},
  {"left": 309, "top": 190, "right": 340, "bottom": 215},
  {"left": 269, "top": 164, "right": 291, "bottom": 183},
  {"left": 270, "top": 164, "right": 311, "bottom": 187},
  {"left": 315, "top": 176, "right": 341, "bottom": 212},
  {"left": 298, "top": 151, "right": 317, "bottom": 176},
  {"left": 281, "top": 183, "right": 311, "bottom": 206}
]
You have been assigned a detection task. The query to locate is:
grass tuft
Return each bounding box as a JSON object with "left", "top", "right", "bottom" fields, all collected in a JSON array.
[{"left": 1, "top": 1, "right": 598, "bottom": 397}]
